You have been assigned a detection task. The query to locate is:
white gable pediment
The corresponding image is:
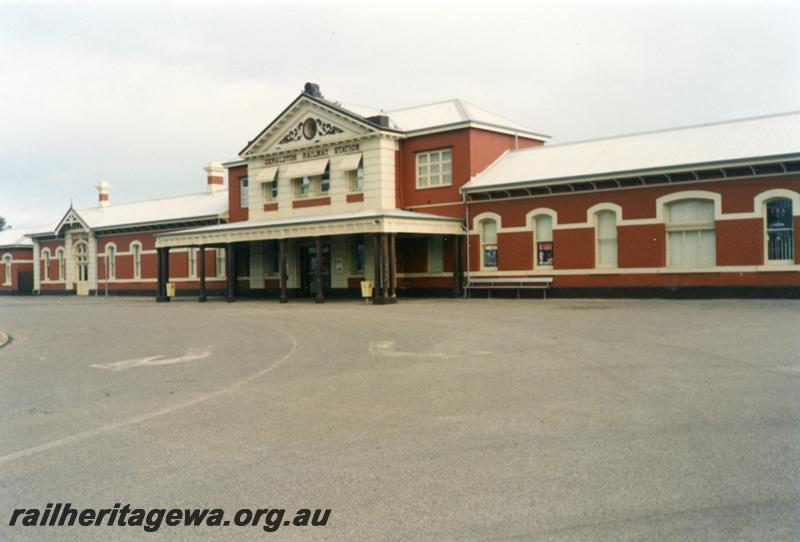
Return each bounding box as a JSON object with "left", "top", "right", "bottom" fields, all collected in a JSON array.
[
  {"left": 55, "top": 209, "right": 89, "bottom": 235},
  {"left": 242, "top": 96, "right": 377, "bottom": 158}
]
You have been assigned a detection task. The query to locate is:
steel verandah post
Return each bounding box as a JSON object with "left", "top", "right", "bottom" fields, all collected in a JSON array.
[
  {"left": 381, "top": 233, "right": 389, "bottom": 302},
  {"left": 226, "top": 243, "right": 235, "bottom": 303},
  {"left": 388, "top": 233, "right": 397, "bottom": 303},
  {"left": 198, "top": 246, "right": 206, "bottom": 302},
  {"left": 315, "top": 236, "right": 324, "bottom": 304},
  {"left": 372, "top": 233, "right": 385, "bottom": 305},
  {"left": 155, "top": 247, "right": 163, "bottom": 302},
  {"left": 279, "top": 238, "right": 288, "bottom": 303}
]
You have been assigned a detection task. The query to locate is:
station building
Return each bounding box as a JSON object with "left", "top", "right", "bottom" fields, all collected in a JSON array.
[
  {"left": 3, "top": 83, "right": 799, "bottom": 300},
  {"left": 463, "top": 113, "right": 800, "bottom": 297},
  {"left": 0, "top": 227, "right": 36, "bottom": 295}
]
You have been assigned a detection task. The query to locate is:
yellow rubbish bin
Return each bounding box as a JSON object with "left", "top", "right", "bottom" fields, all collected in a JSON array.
[
  {"left": 360, "top": 281, "right": 373, "bottom": 299},
  {"left": 166, "top": 282, "right": 176, "bottom": 298}
]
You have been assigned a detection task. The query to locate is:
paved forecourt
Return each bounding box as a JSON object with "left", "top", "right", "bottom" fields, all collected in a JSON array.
[{"left": 0, "top": 296, "right": 799, "bottom": 541}]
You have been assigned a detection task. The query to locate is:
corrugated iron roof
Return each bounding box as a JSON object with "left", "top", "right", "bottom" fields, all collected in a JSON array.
[
  {"left": 31, "top": 190, "right": 229, "bottom": 236},
  {"left": 464, "top": 111, "right": 800, "bottom": 191}
]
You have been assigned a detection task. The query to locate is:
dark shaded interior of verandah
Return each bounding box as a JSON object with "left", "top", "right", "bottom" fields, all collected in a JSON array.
[{"left": 155, "top": 233, "right": 464, "bottom": 305}]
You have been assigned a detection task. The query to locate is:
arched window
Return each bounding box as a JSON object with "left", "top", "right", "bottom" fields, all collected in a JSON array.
[
  {"left": 74, "top": 241, "right": 89, "bottom": 282},
  {"left": 595, "top": 211, "right": 618, "bottom": 267},
  {"left": 2, "top": 254, "right": 11, "bottom": 285},
  {"left": 56, "top": 248, "right": 65, "bottom": 281},
  {"left": 765, "top": 198, "right": 794, "bottom": 262},
  {"left": 216, "top": 248, "right": 226, "bottom": 278},
  {"left": 105, "top": 244, "right": 116, "bottom": 279},
  {"left": 666, "top": 199, "right": 715, "bottom": 267},
  {"left": 533, "top": 215, "right": 553, "bottom": 266},
  {"left": 41, "top": 248, "right": 51, "bottom": 281},
  {"left": 480, "top": 219, "right": 498, "bottom": 269},
  {"left": 130, "top": 242, "right": 142, "bottom": 279}
]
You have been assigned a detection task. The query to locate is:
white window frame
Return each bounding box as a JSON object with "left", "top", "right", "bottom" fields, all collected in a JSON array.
[
  {"left": 216, "top": 248, "right": 226, "bottom": 278},
  {"left": 665, "top": 199, "right": 716, "bottom": 268},
  {"left": 240, "top": 177, "right": 249, "bottom": 208},
  {"left": 347, "top": 161, "right": 364, "bottom": 192},
  {"left": 105, "top": 243, "right": 117, "bottom": 279},
  {"left": 74, "top": 241, "right": 89, "bottom": 282},
  {"left": 416, "top": 148, "right": 453, "bottom": 189},
  {"left": 56, "top": 247, "right": 65, "bottom": 281},
  {"left": 41, "top": 248, "right": 51, "bottom": 281},
  {"left": 293, "top": 176, "right": 312, "bottom": 198},
  {"left": 480, "top": 219, "right": 498, "bottom": 270},
  {"left": 130, "top": 241, "right": 142, "bottom": 279},
  {"left": 2, "top": 254, "right": 11, "bottom": 285},
  {"left": 532, "top": 215, "right": 554, "bottom": 268},
  {"left": 188, "top": 248, "right": 197, "bottom": 278},
  {"left": 594, "top": 210, "right": 618, "bottom": 268},
  {"left": 764, "top": 198, "right": 795, "bottom": 264},
  {"left": 262, "top": 180, "right": 278, "bottom": 202}
]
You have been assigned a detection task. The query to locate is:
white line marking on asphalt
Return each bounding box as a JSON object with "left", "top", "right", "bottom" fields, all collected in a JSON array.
[
  {"left": 369, "top": 340, "right": 445, "bottom": 358},
  {"left": 0, "top": 327, "right": 298, "bottom": 466},
  {"left": 369, "top": 340, "right": 493, "bottom": 359},
  {"left": 90, "top": 350, "right": 211, "bottom": 371}
]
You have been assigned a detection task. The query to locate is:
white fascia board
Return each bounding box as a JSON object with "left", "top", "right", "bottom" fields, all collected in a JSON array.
[
  {"left": 404, "top": 121, "right": 550, "bottom": 140},
  {"left": 222, "top": 159, "right": 247, "bottom": 168},
  {"left": 90, "top": 214, "right": 225, "bottom": 233}
]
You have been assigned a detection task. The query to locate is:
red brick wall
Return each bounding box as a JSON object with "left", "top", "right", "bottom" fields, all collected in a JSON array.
[
  {"left": 497, "top": 231, "right": 533, "bottom": 270},
  {"left": 397, "top": 129, "right": 543, "bottom": 217},
  {"left": 716, "top": 218, "right": 763, "bottom": 266},
  {"left": 0, "top": 248, "right": 33, "bottom": 292},
  {"left": 466, "top": 175, "right": 800, "bottom": 287},
  {"left": 553, "top": 228, "right": 595, "bottom": 269},
  {"left": 617, "top": 225, "right": 666, "bottom": 268},
  {"left": 228, "top": 165, "right": 249, "bottom": 223}
]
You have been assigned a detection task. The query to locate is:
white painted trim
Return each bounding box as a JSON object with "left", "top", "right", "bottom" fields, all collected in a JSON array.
[
  {"left": 471, "top": 211, "right": 503, "bottom": 231},
  {"left": 470, "top": 264, "right": 800, "bottom": 277},
  {"left": 586, "top": 202, "right": 623, "bottom": 222},
  {"left": 468, "top": 190, "right": 799, "bottom": 233},
  {"left": 593, "top": 208, "right": 619, "bottom": 269},
  {"left": 656, "top": 190, "right": 722, "bottom": 222},
  {"left": 1, "top": 253, "right": 12, "bottom": 285},
  {"left": 415, "top": 148, "right": 453, "bottom": 189},
  {"left": 755, "top": 188, "right": 800, "bottom": 213},
  {"left": 525, "top": 207, "right": 558, "bottom": 230},
  {"left": 474, "top": 213, "right": 500, "bottom": 271},
  {"left": 404, "top": 201, "right": 463, "bottom": 210},
  {"left": 395, "top": 272, "right": 453, "bottom": 278}
]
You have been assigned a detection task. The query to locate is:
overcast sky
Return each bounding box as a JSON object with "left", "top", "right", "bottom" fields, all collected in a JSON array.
[{"left": 1, "top": 0, "right": 798, "bottom": 228}]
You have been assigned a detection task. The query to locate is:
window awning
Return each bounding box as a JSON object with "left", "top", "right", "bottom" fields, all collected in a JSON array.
[
  {"left": 281, "top": 158, "right": 329, "bottom": 179},
  {"left": 252, "top": 166, "right": 278, "bottom": 183},
  {"left": 331, "top": 153, "right": 362, "bottom": 171}
]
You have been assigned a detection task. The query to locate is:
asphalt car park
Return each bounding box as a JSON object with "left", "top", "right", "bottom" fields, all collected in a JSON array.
[{"left": 0, "top": 296, "right": 799, "bottom": 541}]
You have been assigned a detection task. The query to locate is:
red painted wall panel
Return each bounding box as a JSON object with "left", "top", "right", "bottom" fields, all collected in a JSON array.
[
  {"left": 497, "top": 231, "right": 533, "bottom": 270},
  {"left": 228, "top": 165, "right": 249, "bottom": 223},
  {"left": 553, "top": 228, "right": 595, "bottom": 269},
  {"left": 617, "top": 224, "right": 665, "bottom": 268},
  {"left": 716, "top": 218, "right": 763, "bottom": 266},
  {"left": 399, "top": 129, "right": 470, "bottom": 209}
]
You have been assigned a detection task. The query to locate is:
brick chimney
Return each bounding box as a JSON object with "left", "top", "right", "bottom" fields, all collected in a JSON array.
[
  {"left": 96, "top": 181, "right": 111, "bottom": 207},
  {"left": 204, "top": 162, "right": 225, "bottom": 193}
]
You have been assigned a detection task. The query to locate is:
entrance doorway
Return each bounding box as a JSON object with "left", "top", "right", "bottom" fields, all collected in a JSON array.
[
  {"left": 300, "top": 243, "right": 330, "bottom": 297},
  {"left": 74, "top": 241, "right": 89, "bottom": 295}
]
